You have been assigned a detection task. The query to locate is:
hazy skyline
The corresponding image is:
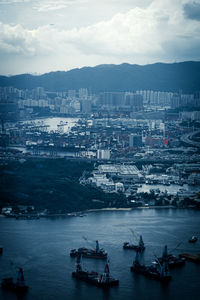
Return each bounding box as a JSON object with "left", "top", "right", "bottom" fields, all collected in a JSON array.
[{"left": 0, "top": 0, "right": 200, "bottom": 75}]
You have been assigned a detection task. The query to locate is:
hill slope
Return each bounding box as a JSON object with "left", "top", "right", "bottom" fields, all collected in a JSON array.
[{"left": 0, "top": 61, "right": 200, "bottom": 93}]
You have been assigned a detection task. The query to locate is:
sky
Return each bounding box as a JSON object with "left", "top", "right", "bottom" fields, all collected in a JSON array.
[{"left": 0, "top": 0, "right": 200, "bottom": 75}]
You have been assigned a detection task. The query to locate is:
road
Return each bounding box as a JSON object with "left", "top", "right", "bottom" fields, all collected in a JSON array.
[{"left": 181, "top": 130, "right": 200, "bottom": 148}]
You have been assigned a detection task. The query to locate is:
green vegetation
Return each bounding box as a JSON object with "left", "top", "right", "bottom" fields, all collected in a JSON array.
[{"left": 0, "top": 159, "right": 126, "bottom": 213}]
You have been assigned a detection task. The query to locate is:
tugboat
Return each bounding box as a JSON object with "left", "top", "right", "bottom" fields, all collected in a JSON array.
[
  {"left": 1, "top": 267, "right": 28, "bottom": 293},
  {"left": 72, "top": 255, "right": 119, "bottom": 288},
  {"left": 131, "top": 247, "right": 172, "bottom": 282},
  {"left": 154, "top": 245, "right": 185, "bottom": 268},
  {"left": 123, "top": 235, "right": 145, "bottom": 252},
  {"left": 70, "top": 240, "right": 107, "bottom": 259},
  {"left": 188, "top": 236, "right": 198, "bottom": 243}
]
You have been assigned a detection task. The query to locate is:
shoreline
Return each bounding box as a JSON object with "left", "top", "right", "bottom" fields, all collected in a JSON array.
[
  {"left": 1, "top": 205, "right": 198, "bottom": 219},
  {"left": 85, "top": 205, "right": 185, "bottom": 213}
]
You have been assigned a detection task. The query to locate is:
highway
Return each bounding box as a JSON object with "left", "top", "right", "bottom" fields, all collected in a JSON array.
[{"left": 181, "top": 130, "right": 200, "bottom": 148}]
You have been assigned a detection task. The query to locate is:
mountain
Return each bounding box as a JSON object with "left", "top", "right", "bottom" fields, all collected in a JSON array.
[{"left": 0, "top": 61, "right": 200, "bottom": 93}]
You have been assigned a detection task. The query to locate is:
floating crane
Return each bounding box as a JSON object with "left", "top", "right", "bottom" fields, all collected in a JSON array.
[
  {"left": 72, "top": 255, "right": 119, "bottom": 287},
  {"left": 153, "top": 244, "right": 185, "bottom": 268},
  {"left": 1, "top": 261, "right": 28, "bottom": 293},
  {"left": 123, "top": 229, "right": 145, "bottom": 251},
  {"left": 131, "top": 246, "right": 172, "bottom": 282},
  {"left": 70, "top": 238, "right": 107, "bottom": 259}
]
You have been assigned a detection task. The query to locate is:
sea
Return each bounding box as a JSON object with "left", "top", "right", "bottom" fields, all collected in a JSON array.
[{"left": 0, "top": 209, "right": 200, "bottom": 300}]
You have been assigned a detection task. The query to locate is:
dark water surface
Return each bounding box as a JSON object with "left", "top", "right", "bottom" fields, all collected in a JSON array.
[{"left": 0, "top": 209, "right": 200, "bottom": 300}]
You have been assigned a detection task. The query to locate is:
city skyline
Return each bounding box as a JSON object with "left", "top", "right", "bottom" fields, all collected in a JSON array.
[{"left": 0, "top": 0, "right": 200, "bottom": 75}]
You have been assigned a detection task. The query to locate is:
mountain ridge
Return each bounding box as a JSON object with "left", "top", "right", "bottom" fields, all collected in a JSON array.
[{"left": 0, "top": 61, "right": 200, "bottom": 93}]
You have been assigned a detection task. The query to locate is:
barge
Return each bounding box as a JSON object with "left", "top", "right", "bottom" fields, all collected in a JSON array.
[
  {"left": 70, "top": 240, "right": 107, "bottom": 259},
  {"left": 1, "top": 267, "right": 28, "bottom": 293},
  {"left": 131, "top": 246, "right": 172, "bottom": 282},
  {"left": 72, "top": 255, "right": 119, "bottom": 288},
  {"left": 123, "top": 235, "right": 145, "bottom": 252}
]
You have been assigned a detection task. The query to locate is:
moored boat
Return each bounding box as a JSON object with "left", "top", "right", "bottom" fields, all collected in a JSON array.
[{"left": 188, "top": 236, "right": 198, "bottom": 243}]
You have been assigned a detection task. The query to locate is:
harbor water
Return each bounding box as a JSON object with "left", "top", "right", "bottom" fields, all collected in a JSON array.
[
  {"left": 21, "top": 117, "right": 79, "bottom": 133},
  {"left": 0, "top": 209, "right": 200, "bottom": 300}
]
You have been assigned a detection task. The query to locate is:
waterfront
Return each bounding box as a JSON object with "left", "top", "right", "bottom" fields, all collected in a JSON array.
[
  {"left": 21, "top": 117, "right": 79, "bottom": 133},
  {"left": 0, "top": 209, "right": 200, "bottom": 300}
]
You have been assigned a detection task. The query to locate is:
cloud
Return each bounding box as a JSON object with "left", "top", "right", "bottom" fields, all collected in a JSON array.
[
  {"left": 33, "top": 0, "right": 75, "bottom": 12},
  {"left": 183, "top": 1, "right": 200, "bottom": 21},
  {"left": 0, "top": 22, "right": 38, "bottom": 55},
  {"left": 0, "top": 0, "right": 86, "bottom": 10},
  {"left": 0, "top": 0, "right": 200, "bottom": 74},
  {"left": 0, "top": 8, "right": 161, "bottom": 57},
  {"left": 0, "top": 0, "right": 31, "bottom": 3}
]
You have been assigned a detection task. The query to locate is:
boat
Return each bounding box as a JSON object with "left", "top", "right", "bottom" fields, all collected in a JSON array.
[
  {"left": 72, "top": 255, "right": 119, "bottom": 288},
  {"left": 131, "top": 247, "right": 172, "bottom": 282},
  {"left": 70, "top": 240, "right": 107, "bottom": 259},
  {"left": 188, "top": 236, "right": 198, "bottom": 243},
  {"left": 179, "top": 253, "right": 200, "bottom": 263},
  {"left": 87, "top": 262, "right": 119, "bottom": 287},
  {"left": 1, "top": 267, "right": 28, "bottom": 293},
  {"left": 0, "top": 246, "right": 3, "bottom": 255},
  {"left": 123, "top": 235, "right": 145, "bottom": 252},
  {"left": 72, "top": 254, "right": 98, "bottom": 280},
  {"left": 154, "top": 246, "right": 185, "bottom": 268}
]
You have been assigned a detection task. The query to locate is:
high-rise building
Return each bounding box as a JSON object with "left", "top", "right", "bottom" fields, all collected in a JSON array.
[
  {"left": 68, "top": 90, "right": 76, "bottom": 99},
  {"left": 78, "top": 88, "right": 88, "bottom": 99},
  {"left": 97, "top": 149, "right": 111, "bottom": 160},
  {"left": 125, "top": 93, "right": 143, "bottom": 111},
  {"left": 99, "top": 92, "right": 125, "bottom": 107},
  {"left": 33, "top": 87, "right": 46, "bottom": 99},
  {"left": 80, "top": 99, "right": 91, "bottom": 113},
  {"left": 136, "top": 90, "right": 173, "bottom": 107},
  {"left": 129, "top": 134, "right": 143, "bottom": 148},
  {"left": 171, "top": 94, "right": 180, "bottom": 109}
]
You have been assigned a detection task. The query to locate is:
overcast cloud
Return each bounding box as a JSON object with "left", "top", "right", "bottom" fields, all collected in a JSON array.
[
  {"left": 183, "top": 1, "right": 200, "bottom": 20},
  {"left": 0, "top": 0, "right": 200, "bottom": 75}
]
